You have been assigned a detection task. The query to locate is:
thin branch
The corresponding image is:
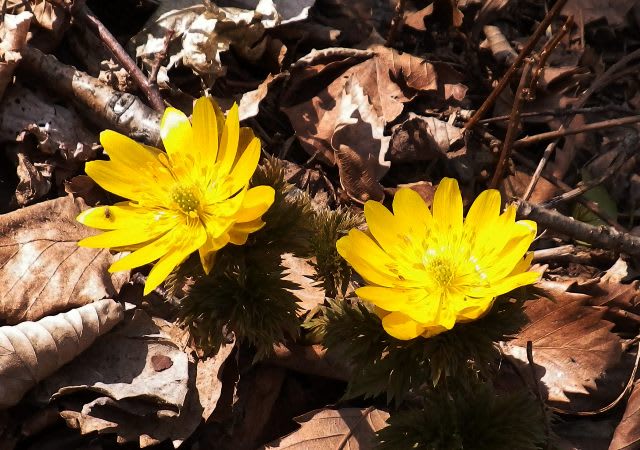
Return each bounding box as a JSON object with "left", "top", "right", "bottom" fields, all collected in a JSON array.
[
  {"left": 74, "top": 4, "right": 165, "bottom": 112},
  {"left": 478, "top": 105, "right": 635, "bottom": 125},
  {"left": 513, "top": 115, "right": 640, "bottom": 148},
  {"left": 523, "top": 46, "right": 640, "bottom": 198},
  {"left": 529, "top": 16, "right": 573, "bottom": 94},
  {"left": 515, "top": 199, "right": 640, "bottom": 255},
  {"left": 464, "top": 0, "right": 569, "bottom": 130},
  {"left": 542, "top": 150, "right": 631, "bottom": 207},
  {"left": 490, "top": 59, "right": 533, "bottom": 188}
]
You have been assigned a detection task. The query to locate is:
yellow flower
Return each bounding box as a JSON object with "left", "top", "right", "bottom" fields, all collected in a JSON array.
[
  {"left": 77, "top": 97, "right": 275, "bottom": 295},
  {"left": 337, "top": 178, "right": 538, "bottom": 340}
]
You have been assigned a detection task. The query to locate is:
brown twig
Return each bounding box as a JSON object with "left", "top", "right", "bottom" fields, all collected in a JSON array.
[
  {"left": 386, "top": 0, "right": 406, "bottom": 47},
  {"left": 513, "top": 115, "right": 640, "bottom": 148},
  {"left": 74, "top": 4, "right": 164, "bottom": 112},
  {"left": 513, "top": 141, "right": 624, "bottom": 230},
  {"left": 523, "top": 47, "right": 640, "bottom": 199},
  {"left": 543, "top": 150, "right": 631, "bottom": 207},
  {"left": 479, "top": 105, "right": 635, "bottom": 125},
  {"left": 19, "top": 46, "right": 162, "bottom": 145},
  {"left": 337, "top": 405, "right": 377, "bottom": 450},
  {"left": 490, "top": 60, "right": 533, "bottom": 189},
  {"left": 532, "top": 244, "right": 616, "bottom": 266},
  {"left": 529, "top": 16, "right": 573, "bottom": 95},
  {"left": 515, "top": 199, "right": 640, "bottom": 255},
  {"left": 526, "top": 341, "right": 551, "bottom": 450},
  {"left": 465, "top": 0, "right": 569, "bottom": 130}
]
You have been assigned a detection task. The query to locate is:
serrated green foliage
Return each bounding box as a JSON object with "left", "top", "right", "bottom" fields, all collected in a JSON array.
[
  {"left": 177, "top": 157, "right": 314, "bottom": 360},
  {"left": 377, "top": 383, "right": 546, "bottom": 450},
  {"left": 309, "top": 207, "right": 363, "bottom": 297},
  {"left": 315, "top": 296, "right": 527, "bottom": 404}
]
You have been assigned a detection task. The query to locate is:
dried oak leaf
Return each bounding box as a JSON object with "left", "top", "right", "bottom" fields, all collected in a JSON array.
[
  {"left": 263, "top": 407, "right": 389, "bottom": 449},
  {"left": 0, "top": 195, "right": 129, "bottom": 325},
  {"left": 0, "top": 299, "right": 123, "bottom": 409},
  {"left": 389, "top": 113, "right": 464, "bottom": 163},
  {"left": 609, "top": 381, "right": 640, "bottom": 450},
  {"left": 281, "top": 253, "right": 325, "bottom": 314},
  {"left": 42, "top": 310, "right": 234, "bottom": 448},
  {"left": 501, "top": 292, "right": 623, "bottom": 410}
]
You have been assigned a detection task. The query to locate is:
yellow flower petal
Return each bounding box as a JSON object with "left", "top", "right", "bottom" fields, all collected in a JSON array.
[
  {"left": 85, "top": 161, "right": 154, "bottom": 202},
  {"left": 77, "top": 205, "right": 178, "bottom": 231},
  {"left": 192, "top": 97, "right": 219, "bottom": 168},
  {"left": 234, "top": 186, "right": 275, "bottom": 223},
  {"left": 392, "top": 188, "right": 432, "bottom": 241},
  {"left": 198, "top": 233, "right": 230, "bottom": 274},
  {"left": 227, "top": 137, "right": 261, "bottom": 195},
  {"left": 144, "top": 225, "right": 207, "bottom": 295},
  {"left": 160, "top": 107, "right": 194, "bottom": 165},
  {"left": 432, "top": 177, "right": 463, "bottom": 234},
  {"left": 79, "top": 227, "right": 168, "bottom": 249},
  {"left": 109, "top": 222, "right": 203, "bottom": 273},
  {"left": 364, "top": 200, "right": 404, "bottom": 253},
  {"left": 100, "top": 130, "right": 163, "bottom": 168},
  {"left": 382, "top": 312, "right": 426, "bottom": 340},
  {"left": 355, "top": 286, "right": 412, "bottom": 312},
  {"left": 337, "top": 233, "right": 398, "bottom": 287},
  {"left": 217, "top": 103, "right": 240, "bottom": 176}
]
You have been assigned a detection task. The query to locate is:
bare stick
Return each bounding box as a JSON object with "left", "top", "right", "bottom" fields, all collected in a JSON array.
[
  {"left": 532, "top": 244, "right": 616, "bottom": 266},
  {"left": 523, "top": 47, "right": 640, "bottom": 198},
  {"left": 479, "top": 105, "right": 635, "bottom": 125},
  {"left": 513, "top": 115, "right": 640, "bottom": 148},
  {"left": 529, "top": 16, "right": 573, "bottom": 94},
  {"left": 19, "top": 46, "right": 162, "bottom": 145},
  {"left": 543, "top": 150, "right": 630, "bottom": 207},
  {"left": 75, "top": 4, "right": 165, "bottom": 112},
  {"left": 464, "top": 0, "right": 569, "bottom": 130},
  {"left": 490, "top": 60, "right": 532, "bottom": 189},
  {"left": 515, "top": 200, "right": 640, "bottom": 255}
]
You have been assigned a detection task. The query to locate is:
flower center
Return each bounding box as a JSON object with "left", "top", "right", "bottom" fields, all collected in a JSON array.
[
  {"left": 423, "top": 253, "right": 457, "bottom": 288},
  {"left": 171, "top": 185, "right": 200, "bottom": 215}
]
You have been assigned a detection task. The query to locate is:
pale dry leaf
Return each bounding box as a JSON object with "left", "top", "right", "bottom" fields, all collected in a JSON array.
[
  {"left": 12, "top": 149, "right": 51, "bottom": 206},
  {"left": 262, "top": 407, "right": 389, "bottom": 449},
  {"left": 609, "top": 381, "right": 640, "bottom": 450},
  {"left": 0, "top": 299, "right": 123, "bottom": 408},
  {"left": 281, "top": 253, "right": 325, "bottom": 313},
  {"left": 0, "top": 12, "right": 32, "bottom": 101},
  {"left": 389, "top": 113, "right": 464, "bottom": 162},
  {"left": 0, "top": 195, "right": 129, "bottom": 325},
  {"left": 501, "top": 293, "right": 623, "bottom": 409},
  {"left": 45, "top": 310, "right": 234, "bottom": 448},
  {"left": 332, "top": 77, "right": 390, "bottom": 203}
]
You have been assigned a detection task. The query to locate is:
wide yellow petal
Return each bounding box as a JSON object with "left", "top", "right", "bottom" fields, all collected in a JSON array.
[
  {"left": 432, "top": 177, "right": 463, "bottom": 234},
  {"left": 464, "top": 189, "right": 501, "bottom": 251},
  {"left": 364, "top": 201, "right": 404, "bottom": 253},
  {"left": 78, "top": 226, "right": 170, "bottom": 249},
  {"left": 392, "top": 188, "right": 432, "bottom": 242},
  {"left": 469, "top": 271, "right": 540, "bottom": 298},
  {"left": 226, "top": 137, "right": 261, "bottom": 195},
  {"left": 160, "top": 107, "right": 194, "bottom": 165},
  {"left": 85, "top": 161, "right": 159, "bottom": 202},
  {"left": 482, "top": 222, "right": 536, "bottom": 279},
  {"left": 192, "top": 97, "right": 219, "bottom": 168},
  {"left": 198, "top": 233, "right": 230, "bottom": 274},
  {"left": 336, "top": 232, "right": 398, "bottom": 287},
  {"left": 232, "top": 218, "right": 265, "bottom": 234},
  {"left": 77, "top": 205, "right": 178, "bottom": 231},
  {"left": 144, "top": 224, "right": 207, "bottom": 295},
  {"left": 355, "top": 286, "right": 413, "bottom": 312},
  {"left": 382, "top": 312, "right": 425, "bottom": 340},
  {"left": 456, "top": 299, "right": 494, "bottom": 321},
  {"left": 234, "top": 186, "right": 275, "bottom": 222},
  {"left": 100, "top": 130, "right": 164, "bottom": 169},
  {"left": 109, "top": 221, "right": 202, "bottom": 273},
  {"left": 217, "top": 103, "right": 240, "bottom": 176},
  {"left": 401, "top": 290, "right": 442, "bottom": 325}
]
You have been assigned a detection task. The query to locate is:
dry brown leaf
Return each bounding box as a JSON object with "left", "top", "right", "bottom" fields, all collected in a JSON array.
[
  {"left": 281, "top": 253, "right": 325, "bottom": 314},
  {"left": 501, "top": 293, "right": 623, "bottom": 410},
  {"left": 43, "top": 310, "right": 234, "bottom": 448},
  {"left": 0, "top": 195, "right": 128, "bottom": 325},
  {"left": 12, "top": 147, "right": 52, "bottom": 206},
  {"left": 609, "top": 381, "right": 640, "bottom": 450},
  {"left": 389, "top": 113, "right": 464, "bottom": 163},
  {"left": 0, "top": 12, "right": 32, "bottom": 101},
  {"left": 0, "top": 299, "right": 123, "bottom": 408},
  {"left": 262, "top": 407, "right": 389, "bottom": 449}
]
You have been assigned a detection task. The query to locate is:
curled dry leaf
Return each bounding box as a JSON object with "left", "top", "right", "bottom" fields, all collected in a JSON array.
[
  {"left": 0, "top": 299, "right": 124, "bottom": 409},
  {"left": 131, "top": 0, "right": 315, "bottom": 86},
  {"left": 0, "top": 195, "right": 129, "bottom": 325},
  {"left": 501, "top": 292, "right": 623, "bottom": 411},
  {"left": 609, "top": 381, "right": 640, "bottom": 450},
  {"left": 263, "top": 407, "right": 389, "bottom": 449},
  {"left": 41, "top": 310, "right": 234, "bottom": 448},
  {"left": 281, "top": 253, "right": 325, "bottom": 314}
]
